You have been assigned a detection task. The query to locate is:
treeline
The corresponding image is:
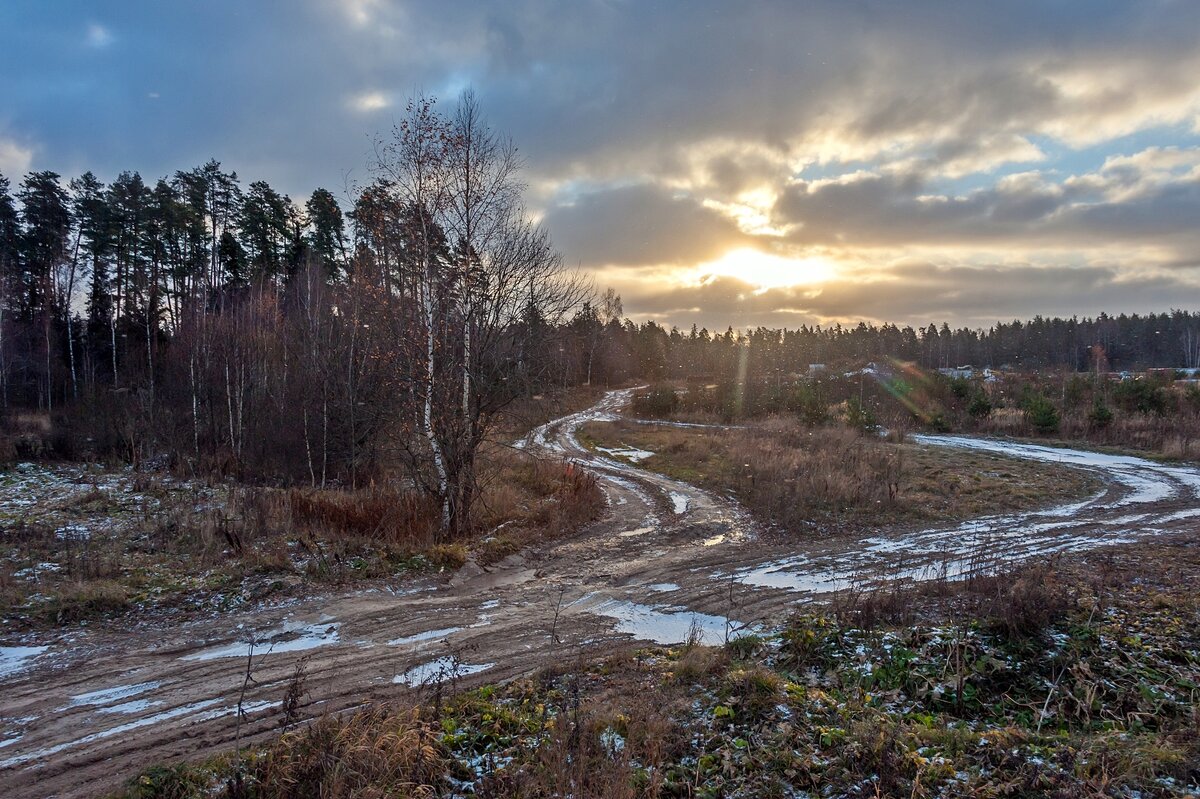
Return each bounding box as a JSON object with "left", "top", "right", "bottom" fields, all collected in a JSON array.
[
  {"left": 0, "top": 93, "right": 590, "bottom": 538},
  {"left": 588, "top": 313, "right": 1200, "bottom": 386}
]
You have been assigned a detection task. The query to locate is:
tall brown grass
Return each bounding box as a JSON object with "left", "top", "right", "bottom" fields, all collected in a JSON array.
[
  {"left": 249, "top": 705, "right": 446, "bottom": 798},
  {"left": 723, "top": 420, "right": 901, "bottom": 531},
  {"left": 288, "top": 486, "right": 441, "bottom": 544}
]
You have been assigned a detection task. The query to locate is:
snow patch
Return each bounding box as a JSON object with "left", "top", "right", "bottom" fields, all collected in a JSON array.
[
  {"left": 0, "top": 646, "right": 48, "bottom": 680},
  {"left": 70, "top": 681, "right": 161, "bottom": 708}
]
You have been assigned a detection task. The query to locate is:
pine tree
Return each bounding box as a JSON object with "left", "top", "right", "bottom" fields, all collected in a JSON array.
[{"left": 306, "top": 188, "right": 348, "bottom": 279}]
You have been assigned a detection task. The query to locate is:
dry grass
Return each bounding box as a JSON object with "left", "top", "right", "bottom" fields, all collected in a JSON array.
[
  {"left": 288, "top": 485, "right": 441, "bottom": 545},
  {"left": 472, "top": 446, "right": 605, "bottom": 564},
  {"left": 1, "top": 445, "right": 603, "bottom": 629},
  {"left": 581, "top": 417, "right": 1098, "bottom": 535},
  {"left": 249, "top": 705, "right": 447, "bottom": 798}
]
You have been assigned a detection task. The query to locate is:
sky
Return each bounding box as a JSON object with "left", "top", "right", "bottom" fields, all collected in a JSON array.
[{"left": 2, "top": 0, "right": 1200, "bottom": 331}]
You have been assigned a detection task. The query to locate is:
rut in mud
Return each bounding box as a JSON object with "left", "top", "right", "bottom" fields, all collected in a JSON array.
[{"left": 3, "top": 387, "right": 1200, "bottom": 798}]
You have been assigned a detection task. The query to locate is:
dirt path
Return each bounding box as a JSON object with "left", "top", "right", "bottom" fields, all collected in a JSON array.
[{"left": 3, "top": 388, "right": 1199, "bottom": 797}]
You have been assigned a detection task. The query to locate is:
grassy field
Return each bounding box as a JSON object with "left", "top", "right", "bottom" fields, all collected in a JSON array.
[
  {"left": 116, "top": 535, "right": 1200, "bottom": 798},
  {"left": 577, "top": 418, "right": 1101, "bottom": 535}
]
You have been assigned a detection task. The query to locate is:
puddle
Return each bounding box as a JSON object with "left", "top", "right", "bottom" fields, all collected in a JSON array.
[
  {"left": 669, "top": 492, "right": 690, "bottom": 514},
  {"left": 647, "top": 583, "right": 680, "bottom": 593},
  {"left": 393, "top": 658, "right": 494, "bottom": 687},
  {"left": 590, "top": 599, "right": 736, "bottom": 645},
  {"left": 739, "top": 558, "right": 852, "bottom": 594},
  {"left": 182, "top": 620, "right": 340, "bottom": 661},
  {"left": 386, "top": 627, "right": 461, "bottom": 647},
  {"left": 618, "top": 526, "right": 654, "bottom": 538}
]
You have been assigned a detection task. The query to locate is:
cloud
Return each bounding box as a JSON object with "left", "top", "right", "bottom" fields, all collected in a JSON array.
[
  {"left": 771, "top": 146, "right": 1200, "bottom": 253},
  {"left": 542, "top": 183, "right": 753, "bottom": 268},
  {"left": 86, "top": 22, "right": 113, "bottom": 48},
  {"left": 0, "top": 136, "right": 34, "bottom": 178},
  {"left": 619, "top": 262, "right": 1200, "bottom": 332},
  {"left": 349, "top": 91, "right": 391, "bottom": 112},
  {"left": 4, "top": 0, "right": 1200, "bottom": 329}
]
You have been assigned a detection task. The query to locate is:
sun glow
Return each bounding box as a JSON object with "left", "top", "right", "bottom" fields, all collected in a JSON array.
[{"left": 696, "top": 247, "right": 836, "bottom": 291}]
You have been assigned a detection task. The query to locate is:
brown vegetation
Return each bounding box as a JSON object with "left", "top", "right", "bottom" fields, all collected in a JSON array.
[
  {"left": 580, "top": 417, "right": 1098, "bottom": 534},
  {"left": 0, "top": 441, "right": 603, "bottom": 630}
]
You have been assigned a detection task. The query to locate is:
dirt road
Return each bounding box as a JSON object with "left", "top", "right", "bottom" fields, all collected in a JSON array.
[{"left": 3, "top": 388, "right": 1199, "bottom": 797}]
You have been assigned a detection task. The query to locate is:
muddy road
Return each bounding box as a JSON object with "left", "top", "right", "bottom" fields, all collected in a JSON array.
[{"left": 3, "top": 388, "right": 1199, "bottom": 797}]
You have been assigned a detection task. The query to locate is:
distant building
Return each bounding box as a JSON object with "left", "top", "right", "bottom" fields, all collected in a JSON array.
[
  {"left": 808, "top": 363, "right": 826, "bottom": 374},
  {"left": 937, "top": 366, "right": 975, "bottom": 379}
]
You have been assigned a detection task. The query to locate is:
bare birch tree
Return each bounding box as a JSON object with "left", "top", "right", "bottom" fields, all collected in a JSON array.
[{"left": 373, "top": 92, "right": 586, "bottom": 539}]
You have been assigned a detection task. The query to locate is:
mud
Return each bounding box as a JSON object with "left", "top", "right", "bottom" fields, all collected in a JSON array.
[{"left": 3, "top": 387, "right": 1198, "bottom": 797}]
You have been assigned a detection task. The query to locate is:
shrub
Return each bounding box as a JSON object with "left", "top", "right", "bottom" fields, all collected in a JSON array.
[
  {"left": 631, "top": 385, "right": 679, "bottom": 418},
  {"left": 1088, "top": 397, "right": 1114, "bottom": 429},
  {"left": 1113, "top": 380, "right": 1168, "bottom": 415},
  {"left": 845, "top": 398, "right": 876, "bottom": 432},
  {"left": 1024, "top": 395, "right": 1060, "bottom": 434},
  {"left": 966, "top": 391, "right": 992, "bottom": 419},
  {"left": 790, "top": 383, "right": 829, "bottom": 426}
]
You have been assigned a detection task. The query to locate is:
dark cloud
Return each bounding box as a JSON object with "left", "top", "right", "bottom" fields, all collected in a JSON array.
[
  {"left": 773, "top": 155, "right": 1200, "bottom": 250},
  {"left": 542, "top": 184, "right": 750, "bottom": 267}
]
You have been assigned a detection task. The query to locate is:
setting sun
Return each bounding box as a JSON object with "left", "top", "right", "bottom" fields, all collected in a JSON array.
[{"left": 697, "top": 247, "right": 836, "bottom": 291}]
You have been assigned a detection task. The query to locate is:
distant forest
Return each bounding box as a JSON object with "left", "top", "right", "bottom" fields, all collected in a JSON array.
[{"left": 1, "top": 96, "right": 1198, "bottom": 508}]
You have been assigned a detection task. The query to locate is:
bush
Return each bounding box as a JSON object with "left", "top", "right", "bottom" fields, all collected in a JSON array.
[
  {"left": 631, "top": 385, "right": 679, "bottom": 418},
  {"left": 966, "top": 391, "right": 992, "bottom": 419},
  {"left": 790, "top": 383, "right": 829, "bottom": 426},
  {"left": 1113, "top": 380, "right": 1168, "bottom": 415},
  {"left": 845, "top": 398, "right": 876, "bottom": 432},
  {"left": 1088, "top": 397, "right": 1114, "bottom": 429},
  {"left": 1024, "top": 395, "right": 1060, "bottom": 434}
]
